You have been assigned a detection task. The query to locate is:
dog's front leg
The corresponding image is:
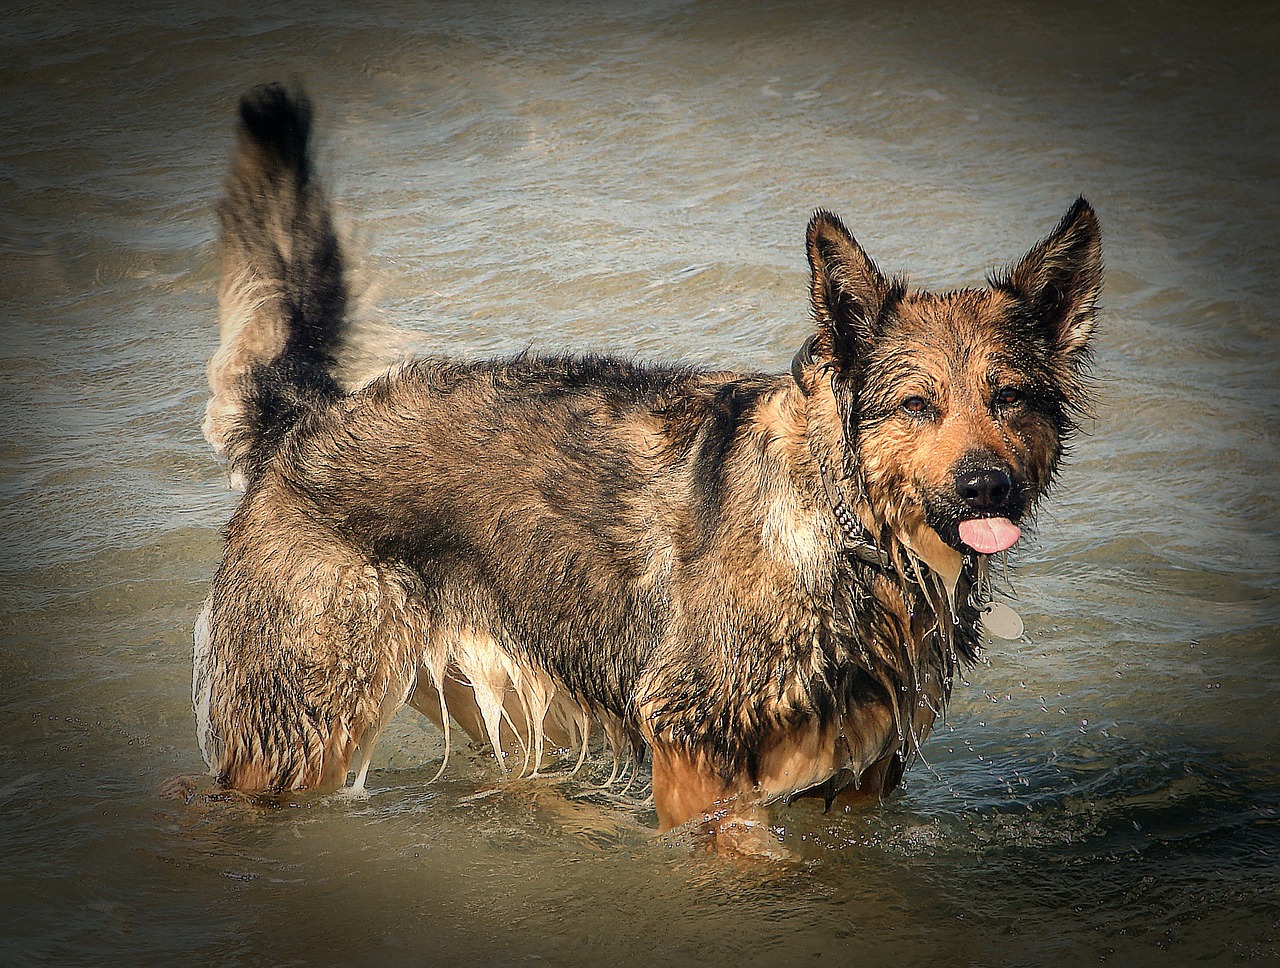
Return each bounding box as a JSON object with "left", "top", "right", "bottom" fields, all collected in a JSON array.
[
  {"left": 650, "top": 742, "right": 786, "bottom": 856},
  {"left": 649, "top": 742, "right": 730, "bottom": 831}
]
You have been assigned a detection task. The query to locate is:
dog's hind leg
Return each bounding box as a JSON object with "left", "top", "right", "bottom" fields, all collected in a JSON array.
[
  {"left": 335, "top": 563, "right": 436, "bottom": 792},
  {"left": 196, "top": 495, "right": 430, "bottom": 794}
]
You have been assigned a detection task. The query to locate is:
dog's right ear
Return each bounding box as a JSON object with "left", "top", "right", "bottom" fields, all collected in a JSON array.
[{"left": 805, "top": 211, "right": 898, "bottom": 366}]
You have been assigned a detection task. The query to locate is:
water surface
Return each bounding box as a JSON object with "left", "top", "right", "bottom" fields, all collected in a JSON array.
[{"left": 2, "top": 2, "right": 1278, "bottom": 965}]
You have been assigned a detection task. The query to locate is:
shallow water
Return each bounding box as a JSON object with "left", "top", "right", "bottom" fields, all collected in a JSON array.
[{"left": 2, "top": 1, "right": 1278, "bottom": 965}]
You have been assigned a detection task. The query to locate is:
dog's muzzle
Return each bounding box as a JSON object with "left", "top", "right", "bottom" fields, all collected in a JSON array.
[{"left": 950, "top": 458, "right": 1024, "bottom": 555}]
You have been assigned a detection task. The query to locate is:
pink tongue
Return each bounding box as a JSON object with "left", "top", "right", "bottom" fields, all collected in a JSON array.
[{"left": 958, "top": 517, "right": 1021, "bottom": 554}]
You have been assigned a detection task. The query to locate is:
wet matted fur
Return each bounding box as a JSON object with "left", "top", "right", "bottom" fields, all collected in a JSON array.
[{"left": 194, "top": 84, "right": 1102, "bottom": 838}]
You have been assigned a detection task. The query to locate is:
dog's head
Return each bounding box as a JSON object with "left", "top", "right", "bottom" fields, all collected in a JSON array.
[{"left": 794, "top": 199, "right": 1102, "bottom": 558}]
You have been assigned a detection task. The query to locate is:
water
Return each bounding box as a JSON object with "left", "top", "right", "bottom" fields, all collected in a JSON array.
[{"left": 2, "top": 1, "right": 1278, "bottom": 964}]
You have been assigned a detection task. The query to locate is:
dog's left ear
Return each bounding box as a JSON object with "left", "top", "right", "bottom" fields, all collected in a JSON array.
[{"left": 1001, "top": 197, "right": 1103, "bottom": 360}]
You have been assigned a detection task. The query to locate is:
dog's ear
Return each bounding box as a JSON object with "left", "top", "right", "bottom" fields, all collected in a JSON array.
[
  {"left": 805, "top": 211, "right": 897, "bottom": 363},
  {"left": 1001, "top": 197, "right": 1103, "bottom": 360}
]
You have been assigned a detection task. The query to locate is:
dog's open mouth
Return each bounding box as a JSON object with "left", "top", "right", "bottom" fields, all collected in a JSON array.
[{"left": 957, "top": 517, "right": 1021, "bottom": 554}]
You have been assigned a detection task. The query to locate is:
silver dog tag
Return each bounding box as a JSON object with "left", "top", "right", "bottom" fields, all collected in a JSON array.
[{"left": 981, "top": 602, "right": 1024, "bottom": 640}]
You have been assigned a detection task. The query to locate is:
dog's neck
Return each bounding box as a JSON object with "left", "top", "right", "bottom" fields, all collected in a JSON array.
[{"left": 809, "top": 443, "right": 893, "bottom": 571}]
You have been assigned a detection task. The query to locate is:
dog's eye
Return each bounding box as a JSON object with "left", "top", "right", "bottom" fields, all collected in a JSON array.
[
  {"left": 901, "top": 395, "right": 929, "bottom": 414},
  {"left": 994, "top": 386, "right": 1024, "bottom": 407}
]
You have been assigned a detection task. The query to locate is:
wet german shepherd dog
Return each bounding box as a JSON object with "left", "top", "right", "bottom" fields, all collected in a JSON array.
[{"left": 194, "top": 84, "right": 1101, "bottom": 842}]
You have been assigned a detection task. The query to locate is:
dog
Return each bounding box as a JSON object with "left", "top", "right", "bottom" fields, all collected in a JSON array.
[{"left": 193, "top": 84, "right": 1101, "bottom": 842}]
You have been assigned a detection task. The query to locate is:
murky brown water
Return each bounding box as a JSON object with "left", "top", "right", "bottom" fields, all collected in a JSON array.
[{"left": 2, "top": 1, "right": 1278, "bottom": 965}]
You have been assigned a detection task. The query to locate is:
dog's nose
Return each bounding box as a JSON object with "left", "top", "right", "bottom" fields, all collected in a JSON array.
[{"left": 957, "top": 469, "right": 1012, "bottom": 510}]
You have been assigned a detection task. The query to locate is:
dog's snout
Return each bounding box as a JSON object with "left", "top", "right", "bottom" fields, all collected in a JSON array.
[{"left": 957, "top": 468, "right": 1012, "bottom": 510}]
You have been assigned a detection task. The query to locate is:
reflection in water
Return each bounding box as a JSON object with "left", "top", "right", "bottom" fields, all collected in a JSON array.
[{"left": 1, "top": 1, "right": 1277, "bottom": 965}]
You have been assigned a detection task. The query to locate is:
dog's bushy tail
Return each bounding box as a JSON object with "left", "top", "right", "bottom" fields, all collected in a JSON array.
[{"left": 204, "top": 83, "right": 347, "bottom": 489}]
